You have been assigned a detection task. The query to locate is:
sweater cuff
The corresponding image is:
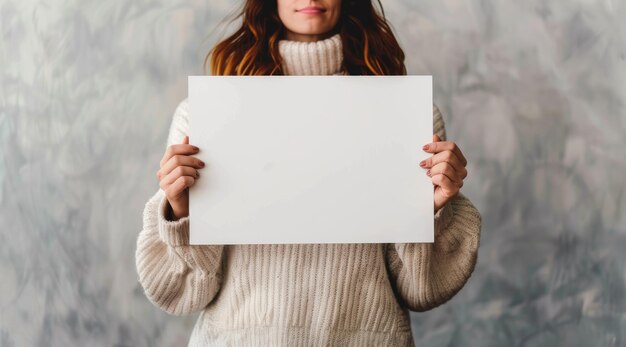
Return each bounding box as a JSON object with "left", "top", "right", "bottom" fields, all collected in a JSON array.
[
  {"left": 434, "top": 198, "right": 455, "bottom": 236},
  {"left": 157, "top": 192, "right": 190, "bottom": 246}
]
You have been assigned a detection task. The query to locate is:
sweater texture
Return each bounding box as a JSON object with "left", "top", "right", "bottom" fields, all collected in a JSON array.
[{"left": 135, "top": 32, "right": 482, "bottom": 346}]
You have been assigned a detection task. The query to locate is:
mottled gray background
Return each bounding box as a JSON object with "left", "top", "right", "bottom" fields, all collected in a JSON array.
[{"left": 1, "top": 0, "right": 625, "bottom": 346}]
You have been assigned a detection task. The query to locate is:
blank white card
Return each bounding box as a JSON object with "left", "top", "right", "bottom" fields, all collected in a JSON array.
[{"left": 188, "top": 75, "right": 433, "bottom": 244}]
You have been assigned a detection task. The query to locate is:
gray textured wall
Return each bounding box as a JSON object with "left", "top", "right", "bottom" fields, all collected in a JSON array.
[{"left": 1, "top": 0, "right": 625, "bottom": 346}]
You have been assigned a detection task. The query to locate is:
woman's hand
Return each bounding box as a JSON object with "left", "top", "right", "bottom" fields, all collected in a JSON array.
[
  {"left": 420, "top": 134, "right": 468, "bottom": 213},
  {"left": 156, "top": 135, "right": 205, "bottom": 220}
]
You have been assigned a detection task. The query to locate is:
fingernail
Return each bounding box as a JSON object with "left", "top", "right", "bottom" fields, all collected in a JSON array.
[
  {"left": 199, "top": 161, "right": 205, "bottom": 167},
  {"left": 422, "top": 144, "right": 430, "bottom": 151},
  {"left": 420, "top": 160, "right": 426, "bottom": 167},
  {"left": 192, "top": 146, "right": 199, "bottom": 151},
  {"left": 426, "top": 169, "right": 431, "bottom": 176}
]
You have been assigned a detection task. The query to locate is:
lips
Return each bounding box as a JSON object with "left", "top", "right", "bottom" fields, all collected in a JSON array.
[{"left": 297, "top": 6, "right": 326, "bottom": 14}]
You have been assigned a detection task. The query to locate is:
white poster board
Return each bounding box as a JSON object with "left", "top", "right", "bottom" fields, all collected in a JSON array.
[{"left": 188, "top": 75, "right": 433, "bottom": 244}]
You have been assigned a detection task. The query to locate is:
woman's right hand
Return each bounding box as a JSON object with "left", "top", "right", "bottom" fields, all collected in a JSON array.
[{"left": 156, "top": 135, "right": 205, "bottom": 221}]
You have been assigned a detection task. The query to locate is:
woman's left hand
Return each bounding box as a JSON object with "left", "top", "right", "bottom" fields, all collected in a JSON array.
[{"left": 420, "top": 134, "right": 468, "bottom": 213}]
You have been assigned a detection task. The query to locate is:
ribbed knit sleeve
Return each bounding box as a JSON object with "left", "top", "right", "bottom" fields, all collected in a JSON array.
[
  {"left": 384, "top": 103, "right": 482, "bottom": 312},
  {"left": 135, "top": 98, "right": 225, "bottom": 316}
]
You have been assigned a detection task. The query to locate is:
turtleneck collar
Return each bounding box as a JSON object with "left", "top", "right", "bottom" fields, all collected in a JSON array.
[{"left": 278, "top": 33, "right": 345, "bottom": 76}]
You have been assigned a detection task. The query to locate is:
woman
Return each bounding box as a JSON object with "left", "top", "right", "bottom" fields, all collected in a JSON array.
[{"left": 135, "top": 0, "right": 481, "bottom": 346}]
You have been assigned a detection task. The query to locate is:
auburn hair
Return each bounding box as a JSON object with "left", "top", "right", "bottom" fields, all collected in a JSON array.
[{"left": 204, "top": 0, "right": 407, "bottom": 76}]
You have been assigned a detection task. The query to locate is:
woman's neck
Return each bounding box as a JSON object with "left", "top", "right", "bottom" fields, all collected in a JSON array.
[
  {"left": 278, "top": 32, "right": 344, "bottom": 76},
  {"left": 282, "top": 29, "right": 337, "bottom": 43}
]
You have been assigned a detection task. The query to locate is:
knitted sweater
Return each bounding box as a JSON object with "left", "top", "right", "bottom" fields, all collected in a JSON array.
[{"left": 135, "top": 33, "right": 482, "bottom": 346}]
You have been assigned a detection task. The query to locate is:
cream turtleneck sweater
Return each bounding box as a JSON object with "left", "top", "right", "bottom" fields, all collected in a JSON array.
[
  {"left": 135, "top": 33, "right": 481, "bottom": 347},
  {"left": 278, "top": 32, "right": 344, "bottom": 75}
]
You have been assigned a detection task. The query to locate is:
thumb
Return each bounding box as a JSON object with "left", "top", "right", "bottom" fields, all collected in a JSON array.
[{"left": 433, "top": 134, "right": 442, "bottom": 142}]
